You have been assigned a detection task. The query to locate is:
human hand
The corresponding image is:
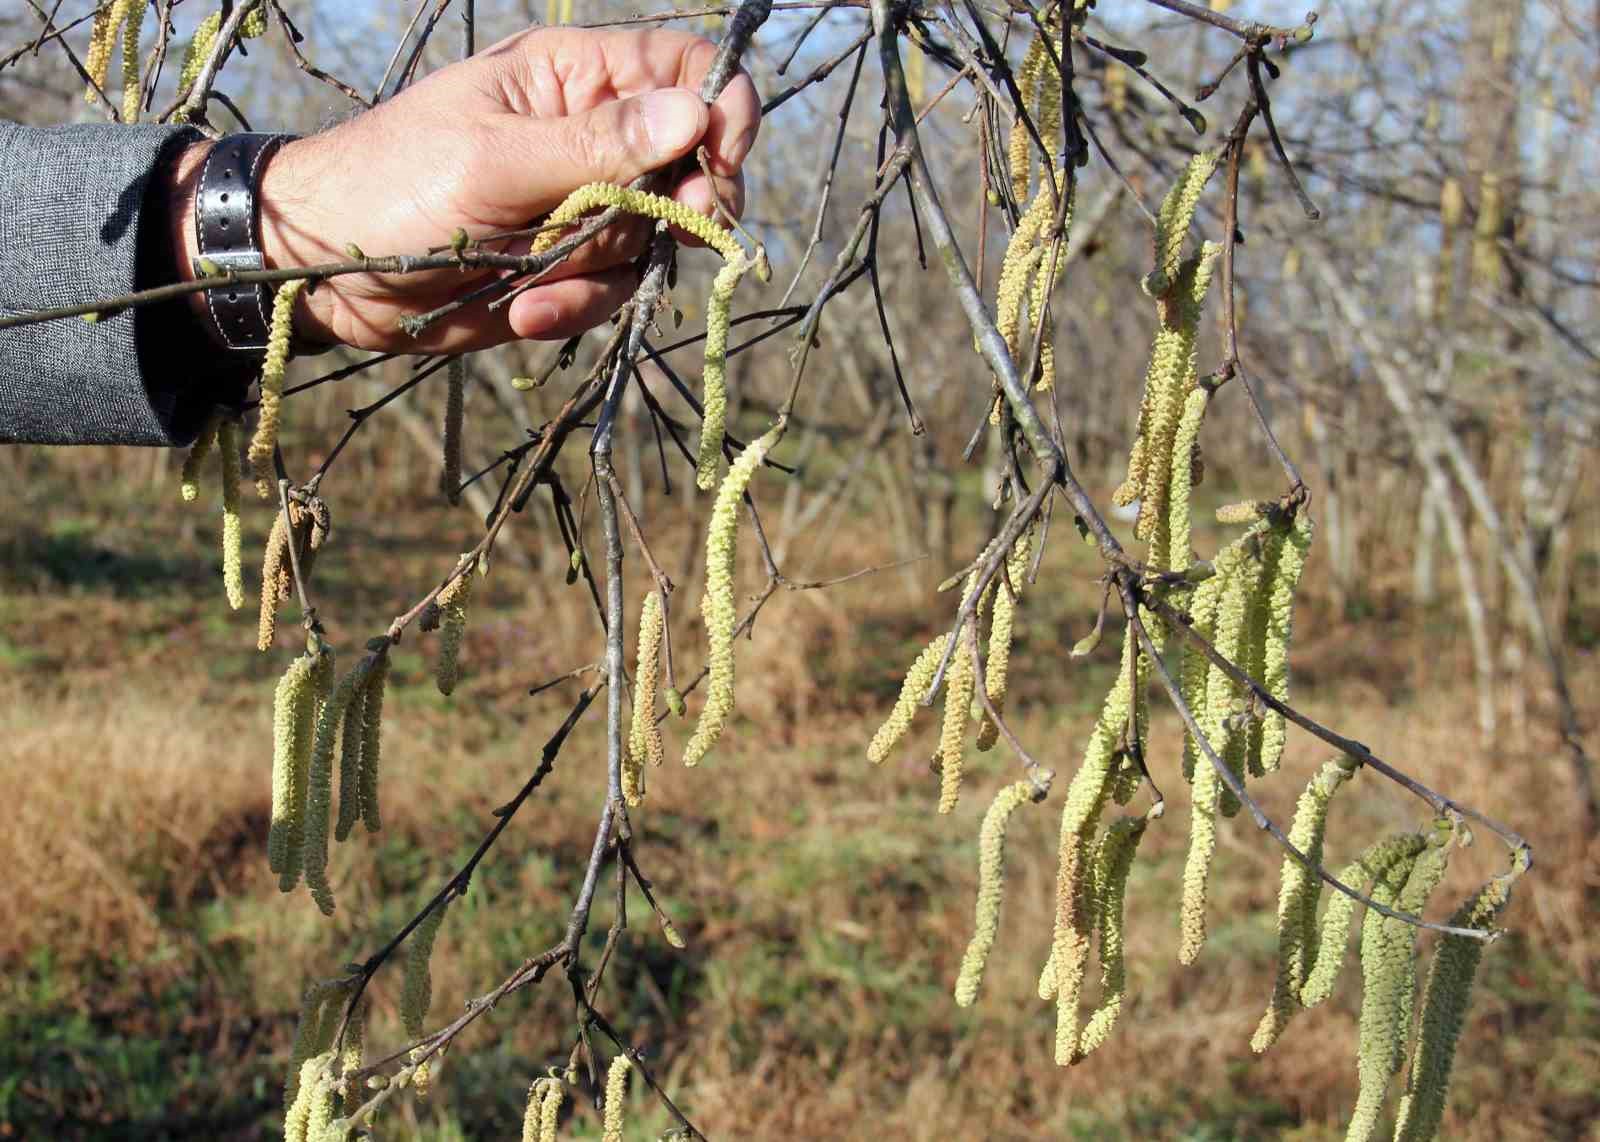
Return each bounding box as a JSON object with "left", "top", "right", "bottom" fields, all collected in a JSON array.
[{"left": 173, "top": 26, "right": 761, "bottom": 353}]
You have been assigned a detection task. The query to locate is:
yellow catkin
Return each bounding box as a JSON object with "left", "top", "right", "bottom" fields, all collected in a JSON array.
[
  {"left": 1251, "top": 756, "right": 1359, "bottom": 1052},
  {"left": 1148, "top": 150, "right": 1222, "bottom": 299},
  {"left": 1051, "top": 625, "right": 1136, "bottom": 1064},
  {"left": 1164, "top": 389, "right": 1209, "bottom": 572},
  {"left": 248, "top": 279, "right": 305, "bottom": 498},
  {"left": 119, "top": 0, "right": 147, "bottom": 122},
  {"left": 257, "top": 509, "right": 292, "bottom": 651},
  {"left": 284, "top": 976, "right": 350, "bottom": 1104},
  {"left": 683, "top": 423, "right": 783, "bottom": 766},
  {"left": 523, "top": 1077, "right": 564, "bottom": 1142},
  {"left": 268, "top": 654, "right": 316, "bottom": 878},
  {"left": 84, "top": 2, "right": 120, "bottom": 102},
  {"left": 1259, "top": 511, "right": 1312, "bottom": 773},
  {"left": 1299, "top": 832, "right": 1428, "bottom": 1009},
  {"left": 1074, "top": 815, "right": 1149, "bottom": 1060},
  {"left": 1180, "top": 576, "right": 1222, "bottom": 783},
  {"left": 954, "top": 781, "right": 1033, "bottom": 1006},
  {"left": 284, "top": 1052, "right": 334, "bottom": 1142},
  {"left": 440, "top": 358, "right": 465, "bottom": 505},
  {"left": 176, "top": 11, "right": 221, "bottom": 96},
  {"left": 240, "top": 0, "right": 268, "bottom": 38},
  {"left": 1393, "top": 869, "right": 1517, "bottom": 1142},
  {"left": 435, "top": 558, "right": 475, "bottom": 696},
  {"left": 695, "top": 254, "right": 756, "bottom": 491},
  {"left": 180, "top": 412, "right": 220, "bottom": 502},
  {"left": 1007, "top": 33, "right": 1048, "bottom": 202},
  {"left": 867, "top": 634, "right": 951, "bottom": 763},
  {"left": 602, "top": 1055, "right": 631, "bottom": 1142},
  {"left": 937, "top": 624, "right": 977, "bottom": 814},
  {"left": 625, "top": 593, "right": 666, "bottom": 807},
  {"left": 401, "top": 898, "right": 448, "bottom": 1040},
  {"left": 977, "top": 530, "right": 1034, "bottom": 751},
  {"left": 530, "top": 184, "right": 743, "bottom": 261},
  {"left": 301, "top": 659, "right": 372, "bottom": 915},
  {"left": 1217, "top": 544, "right": 1266, "bottom": 813},
  {"left": 359, "top": 650, "right": 389, "bottom": 833},
  {"left": 219, "top": 418, "right": 245, "bottom": 609},
  {"left": 1349, "top": 825, "right": 1449, "bottom": 1142}
]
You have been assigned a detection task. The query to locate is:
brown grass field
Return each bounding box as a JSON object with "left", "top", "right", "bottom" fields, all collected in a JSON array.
[{"left": 0, "top": 451, "right": 1595, "bottom": 1141}]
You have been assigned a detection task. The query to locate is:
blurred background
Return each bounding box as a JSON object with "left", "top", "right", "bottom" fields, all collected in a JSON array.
[{"left": 0, "top": 1, "right": 1595, "bottom": 1138}]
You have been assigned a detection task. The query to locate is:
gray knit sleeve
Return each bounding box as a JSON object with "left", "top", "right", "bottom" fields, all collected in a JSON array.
[{"left": 0, "top": 119, "right": 225, "bottom": 447}]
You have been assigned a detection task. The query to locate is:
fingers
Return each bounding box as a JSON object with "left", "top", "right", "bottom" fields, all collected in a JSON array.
[
  {"left": 507, "top": 266, "right": 639, "bottom": 341},
  {"left": 669, "top": 169, "right": 746, "bottom": 247},
  {"left": 489, "top": 87, "right": 709, "bottom": 214}
]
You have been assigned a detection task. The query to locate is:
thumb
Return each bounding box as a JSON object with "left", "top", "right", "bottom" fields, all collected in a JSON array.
[{"left": 514, "top": 88, "right": 708, "bottom": 203}]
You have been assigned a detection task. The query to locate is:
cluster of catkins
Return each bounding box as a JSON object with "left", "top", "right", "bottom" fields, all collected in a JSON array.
[
  {"left": 862, "top": 121, "right": 1519, "bottom": 1142},
  {"left": 87, "top": 1, "right": 267, "bottom": 122}
]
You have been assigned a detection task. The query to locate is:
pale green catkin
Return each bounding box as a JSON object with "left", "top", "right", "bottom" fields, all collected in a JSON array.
[
  {"left": 867, "top": 634, "right": 950, "bottom": 764},
  {"left": 180, "top": 413, "right": 219, "bottom": 502},
  {"left": 1260, "top": 511, "right": 1313, "bottom": 774},
  {"left": 248, "top": 279, "right": 306, "bottom": 498},
  {"left": 1252, "top": 756, "right": 1359, "bottom": 1052},
  {"left": 954, "top": 781, "right": 1034, "bottom": 1006},
  {"left": 626, "top": 592, "right": 666, "bottom": 807},
  {"left": 1007, "top": 31, "right": 1047, "bottom": 202},
  {"left": 523, "top": 1078, "right": 565, "bottom": 1142},
  {"left": 1393, "top": 870, "right": 1517, "bottom": 1142},
  {"left": 284, "top": 1052, "right": 335, "bottom": 1142},
  {"left": 1217, "top": 546, "right": 1264, "bottom": 816},
  {"left": 240, "top": 0, "right": 268, "bottom": 38},
  {"left": 1299, "top": 832, "right": 1427, "bottom": 1009},
  {"left": 176, "top": 11, "right": 221, "bottom": 97},
  {"left": 1349, "top": 826, "right": 1446, "bottom": 1142},
  {"left": 1177, "top": 745, "right": 1220, "bottom": 965},
  {"left": 333, "top": 664, "right": 369, "bottom": 843},
  {"left": 695, "top": 255, "right": 754, "bottom": 491},
  {"left": 683, "top": 423, "right": 783, "bottom": 766},
  {"left": 977, "top": 530, "right": 1034, "bottom": 752},
  {"left": 440, "top": 358, "right": 465, "bottom": 504},
  {"left": 1241, "top": 529, "right": 1284, "bottom": 778},
  {"left": 435, "top": 558, "right": 475, "bottom": 696},
  {"left": 1215, "top": 500, "right": 1264, "bottom": 525},
  {"left": 358, "top": 650, "right": 389, "bottom": 833},
  {"left": 301, "top": 659, "right": 372, "bottom": 915},
  {"left": 1163, "top": 389, "right": 1209, "bottom": 573},
  {"left": 1180, "top": 575, "right": 1222, "bottom": 783},
  {"left": 1074, "top": 815, "right": 1150, "bottom": 1061},
  {"left": 219, "top": 418, "right": 245, "bottom": 609},
  {"left": 401, "top": 897, "right": 449, "bottom": 1040},
  {"left": 269, "top": 654, "right": 316, "bottom": 879},
  {"left": 119, "top": 0, "right": 146, "bottom": 122},
  {"left": 285, "top": 976, "right": 351, "bottom": 1103},
  {"left": 602, "top": 1055, "right": 631, "bottom": 1142},
  {"left": 937, "top": 623, "right": 977, "bottom": 814},
  {"left": 1051, "top": 625, "right": 1136, "bottom": 1064},
  {"left": 1148, "top": 149, "right": 1222, "bottom": 299}
]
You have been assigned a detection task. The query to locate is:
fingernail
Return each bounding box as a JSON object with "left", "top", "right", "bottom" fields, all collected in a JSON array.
[{"left": 638, "top": 88, "right": 705, "bottom": 159}]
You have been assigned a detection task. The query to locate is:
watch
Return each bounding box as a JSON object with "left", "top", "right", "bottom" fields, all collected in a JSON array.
[{"left": 192, "top": 132, "right": 295, "bottom": 352}]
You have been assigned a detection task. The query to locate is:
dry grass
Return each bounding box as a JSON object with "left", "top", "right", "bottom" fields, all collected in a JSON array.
[{"left": 0, "top": 464, "right": 1594, "bottom": 1141}]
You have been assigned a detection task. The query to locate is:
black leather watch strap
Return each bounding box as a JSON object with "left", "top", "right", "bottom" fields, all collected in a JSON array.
[{"left": 193, "top": 133, "right": 293, "bottom": 352}]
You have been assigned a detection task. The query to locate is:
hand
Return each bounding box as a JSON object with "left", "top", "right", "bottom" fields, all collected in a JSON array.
[{"left": 173, "top": 26, "right": 761, "bottom": 353}]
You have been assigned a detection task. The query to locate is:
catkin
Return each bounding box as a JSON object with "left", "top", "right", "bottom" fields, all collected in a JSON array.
[
  {"left": 219, "top": 418, "right": 245, "bottom": 609},
  {"left": 240, "top": 0, "right": 268, "bottom": 39},
  {"left": 257, "top": 509, "right": 293, "bottom": 651},
  {"left": 180, "top": 413, "right": 220, "bottom": 502},
  {"left": 334, "top": 668, "right": 368, "bottom": 842},
  {"left": 1178, "top": 745, "right": 1220, "bottom": 965},
  {"left": 84, "top": 2, "right": 120, "bottom": 101},
  {"left": 867, "top": 634, "right": 951, "bottom": 764},
  {"left": 1148, "top": 149, "right": 1222, "bottom": 299},
  {"left": 683, "top": 423, "right": 783, "bottom": 766},
  {"left": 937, "top": 623, "right": 977, "bottom": 814},
  {"left": 1348, "top": 831, "right": 1438, "bottom": 1142},
  {"left": 954, "top": 781, "right": 1033, "bottom": 1006},
  {"left": 1180, "top": 575, "right": 1222, "bottom": 783},
  {"left": 696, "top": 255, "right": 753, "bottom": 491},
  {"left": 358, "top": 649, "right": 389, "bottom": 833},
  {"left": 1163, "top": 389, "right": 1209, "bottom": 573},
  {"left": 627, "top": 592, "right": 667, "bottom": 799},
  {"left": 248, "top": 279, "right": 306, "bottom": 498},
  {"left": 284, "top": 977, "right": 350, "bottom": 1103},
  {"left": 269, "top": 654, "right": 316, "bottom": 879},
  {"left": 523, "top": 1078, "right": 565, "bottom": 1142},
  {"left": 440, "top": 358, "right": 465, "bottom": 504},
  {"left": 1051, "top": 625, "right": 1136, "bottom": 1064},
  {"left": 401, "top": 897, "right": 449, "bottom": 1040},
  {"left": 435, "top": 559, "right": 475, "bottom": 696},
  {"left": 176, "top": 11, "right": 221, "bottom": 96},
  {"left": 1259, "top": 511, "right": 1313, "bottom": 773},
  {"left": 1299, "top": 832, "right": 1427, "bottom": 1009},
  {"left": 1007, "top": 32, "right": 1048, "bottom": 202},
  {"left": 977, "top": 529, "right": 1034, "bottom": 751},
  {"left": 284, "top": 1053, "right": 334, "bottom": 1142},
  {"left": 602, "top": 1055, "right": 631, "bottom": 1142},
  {"left": 1393, "top": 870, "right": 1517, "bottom": 1142},
  {"left": 1251, "top": 756, "right": 1359, "bottom": 1052},
  {"left": 1074, "top": 815, "right": 1149, "bottom": 1060},
  {"left": 119, "top": 0, "right": 146, "bottom": 122},
  {"left": 301, "top": 660, "right": 372, "bottom": 915}
]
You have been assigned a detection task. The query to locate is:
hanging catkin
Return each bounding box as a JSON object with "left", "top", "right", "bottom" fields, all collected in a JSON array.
[
  {"left": 435, "top": 558, "right": 475, "bottom": 696},
  {"left": 954, "top": 781, "right": 1034, "bottom": 1006},
  {"left": 867, "top": 634, "right": 951, "bottom": 764},
  {"left": 1259, "top": 510, "right": 1313, "bottom": 773},
  {"left": 523, "top": 1077, "right": 565, "bottom": 1142},
  {"left": 284, "top": 976, "right": 351, "bottom": 1103},
  {"left": 269, "top": 653, "right": 316, "bottom": 881},
  {"left": 301, "top": 658, "right": 373, "bottom": 915},
  {"left": 84, "top": 2, "right": 120, "bottom": 101},
  {"left": 1049, "top": 623, "right": 1136, "bottom": 1064},
  {"left": 936, "top": 621, "right": 977, "bottom": 814},
  {"left": 602, "top": 1055, "right": 631, "bottom": 1142},
  {"left": 176, "top": 11, "right": 221, "bottom": 97},
  {"left": 627, "top": 592, "right": 667, "bottom": 800},
  {"left": 1393, "top": 867, "right": 1518, "bottom": 1142},
  {"left": 440, "top": 357, "right": 465, "bottom": 504},
  {"left": 247, "top": 279, "right": 305, "bottom": 498},
  {"left": 257, "top": 508, "right": 293, "bottom": 651},
  {"left": 119, "top": 0, "right": 146, "bottom": 122},
  {"left": 401, "top": 897, "right": 449, "bottom": 1040},
  {"left": 977, "top": 529, "right": 1034, "bottom": 751},
  {"left": 180, "top": 412, "right": 220, "bottom": 502},
  {"left": 219, "top": 418, "right": 246, "bottom": 610},
  {"left": 359, "top": 647, "right": 389, "bottom": 834},
  {"left": 334, "top": 664, "right": 369, "bottom": 842},
  {"left": 1299, "top": 832, "right": 1428, "bottom": 1009},
  {"left": 1074, "top": 814, "right": 1150, "bottom": 1061},
  {"left": 1251, "top": 756, "right": 1359, "bottom": 1051},
  {"left": 683, "top": 422, "right": 783, "bottom": 766}
]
